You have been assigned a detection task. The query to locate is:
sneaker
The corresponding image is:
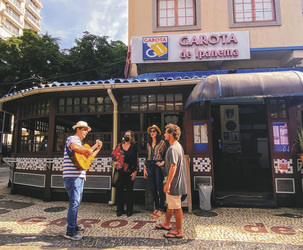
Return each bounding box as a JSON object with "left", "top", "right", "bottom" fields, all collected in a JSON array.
[
  {"left": 75, "top": 225, "right": 86, "bottom": 232},
  {"left": 64, "top": 231, "right": 83, "bottom": 241}
]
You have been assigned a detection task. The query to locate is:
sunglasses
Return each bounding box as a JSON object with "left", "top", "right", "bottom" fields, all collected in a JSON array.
[{"left": 150, "top": 130, "right": 157, "bottom": 133}]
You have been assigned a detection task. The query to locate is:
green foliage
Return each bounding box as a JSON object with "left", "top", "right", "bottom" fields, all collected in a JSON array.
[
  {"left": 292, "top": 128, "right": 303, "bottom": 153},
  {"left": 0, "top": 30, "right": 128, "bottom": 96}
]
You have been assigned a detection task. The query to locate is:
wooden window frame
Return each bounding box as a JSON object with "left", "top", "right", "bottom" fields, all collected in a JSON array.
[
  {"left": 228, "top": 0, "right": 281, "bottom": 28},
  {"left": 153, "top": 0, "right": 201, "bottom": 32},
  {"left": 121, "top": 93, "right": 183, "bottom": 113}
]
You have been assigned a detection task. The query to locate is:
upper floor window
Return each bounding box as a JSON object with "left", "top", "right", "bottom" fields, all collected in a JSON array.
[
  {"left": 229, "top": 0, "right": 281, "bottom": 27},
  {"left": 153, "top": 0, "right": 201, "bottom": 32},
  {"left": 158, "top": 0, "right": 195, "bottom": 27}
]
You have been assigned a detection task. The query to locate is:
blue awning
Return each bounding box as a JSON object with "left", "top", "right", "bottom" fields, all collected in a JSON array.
[{"left": 185, "top": 71, "right": 303, "bottom": 108}]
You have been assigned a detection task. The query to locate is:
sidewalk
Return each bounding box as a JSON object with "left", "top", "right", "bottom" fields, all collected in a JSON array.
[{"left": 0, "top": 179, "right": 301, "bottom": 249}]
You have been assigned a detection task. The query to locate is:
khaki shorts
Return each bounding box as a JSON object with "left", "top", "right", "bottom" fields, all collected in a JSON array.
[{"left": 166, "top": 194, "right": 182, "bottom": 209}]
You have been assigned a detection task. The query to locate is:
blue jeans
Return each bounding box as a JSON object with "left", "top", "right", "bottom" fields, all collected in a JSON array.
[
  {"left": 64, "top": 177, "right": 84, "bottom": 233},
  {"left": 147, "top": 161, "right": 165, "bottom": 211}
]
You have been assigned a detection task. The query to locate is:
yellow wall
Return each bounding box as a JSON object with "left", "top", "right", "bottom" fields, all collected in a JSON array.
[{"left": 128, "top": 0, "right": 303, "bottom": 48}]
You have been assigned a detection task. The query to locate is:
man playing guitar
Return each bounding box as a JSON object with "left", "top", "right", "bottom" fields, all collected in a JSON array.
[{"left": 63, "top": 121, "right": 102, "bottom": 240}]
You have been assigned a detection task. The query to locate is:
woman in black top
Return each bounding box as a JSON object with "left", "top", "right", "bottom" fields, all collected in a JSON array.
[
  {"left": 144, "top": 125, "right": 167, "bottom": 218},
  {"left": 112, "top": 130, "right": 138, "bottom": 217}
]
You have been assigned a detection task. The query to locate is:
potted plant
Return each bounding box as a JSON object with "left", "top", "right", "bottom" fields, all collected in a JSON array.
[{"left": 292, "top": 128, "right": 303, "bottom": 162}]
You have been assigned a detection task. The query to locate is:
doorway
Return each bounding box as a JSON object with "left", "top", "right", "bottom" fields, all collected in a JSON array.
[{"left": 212, "top": 104, "right": 274, "bottom": 205}]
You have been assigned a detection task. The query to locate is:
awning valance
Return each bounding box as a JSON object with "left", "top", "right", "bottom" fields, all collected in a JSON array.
[{"left": 185, "top": 71, "right": 303, "bottom": 108}]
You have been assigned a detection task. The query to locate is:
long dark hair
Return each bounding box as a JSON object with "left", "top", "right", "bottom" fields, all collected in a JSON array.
[{"left": 147, "top": 131, "right": 162, "bottom": 145}]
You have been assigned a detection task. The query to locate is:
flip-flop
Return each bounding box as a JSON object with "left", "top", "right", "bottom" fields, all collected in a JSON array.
[
  {"left": 164, "top": 232, "right": 183, "bottom": 239},
  {"left": 155, "top": 224, "right": 171, "bottom": 231}
]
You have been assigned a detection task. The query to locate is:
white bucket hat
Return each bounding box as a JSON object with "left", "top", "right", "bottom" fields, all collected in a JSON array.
[{"left": 72, "top": 121, "right": 91, "bottom": 132}]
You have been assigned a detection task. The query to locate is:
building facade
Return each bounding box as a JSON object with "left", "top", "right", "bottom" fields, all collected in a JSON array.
[
  {"left": 1, "top": 0, "right": 303, "bottom": 208},
  {"left": 0, "top": 0, "right": 42, "bottom": 39},
  {"left": 127, "top": 0, "right": 303, "bottom": 207}
]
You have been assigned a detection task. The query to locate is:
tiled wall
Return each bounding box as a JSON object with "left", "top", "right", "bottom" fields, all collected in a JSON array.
[
  {"left": 193, "top": 157, "right": 211, "bottom": 172},
  {"left": 273, "top": 159, "right": 293, "bottom": 174},
  {"left": 15, "top": 157, "right": 146, "bottom": 172}
]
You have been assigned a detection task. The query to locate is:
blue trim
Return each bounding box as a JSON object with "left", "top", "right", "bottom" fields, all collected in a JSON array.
[{"left": 250, "top": 46, "right": 303, "bottom": 52}]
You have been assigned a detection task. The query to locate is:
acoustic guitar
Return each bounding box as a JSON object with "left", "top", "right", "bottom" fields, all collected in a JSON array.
[{"left": 71, "top": 140, "right": 102, "bottom": 170}]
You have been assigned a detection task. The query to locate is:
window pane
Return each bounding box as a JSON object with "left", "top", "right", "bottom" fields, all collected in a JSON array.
[
  {"left": 167, "top": 0, "right": 174, "bottom": 8},
  {"left": 105, "top": 105, "right": 111, "bottom": 112},
  {"left": 123, "top": 95, "right": 130, "bottom": 102},
  {"left": 160, "top": 10, "right": 167, "bottom": 17},
  {"left": 175, "top": 94, "right": 182, "bottom": 101},
  {"left": 255, "top": 12, "right": 263, "bottom": 20},
  {"left": 89, "top": 97, "right": 95, "bottom": 104},
  {"left": 97, "top": 106, "right": 104, "bottom": 112},
  {"left": 264, "top": 12, "right": 273, "bottom": 20},
  {"left": 149, "top": 103, "right": 156, "bottom": 111},
  {"left": 89, "top": 105, "right": 96, "bottom": 112},
  {"left": 59, "top": 98, "right": 65, "bottom": 105},
  {"left": 167, "top": 18, "right": 175, "bottom": 26},
  {"left": 186, "top": 8, "right": 193, "bottom": 16},
  {"left": 66, "top": 106, "right": 72, "bottom": 113},
  {"left": 140, "top": 95, "right": 147, "bottom": 102},
  {"left": 74, "top": 106, "right": 80, "bottom": 113},
  {"left": 157, "top": 103, "right": 165, "bottom": 110},
  {"left": 97, "top": 97, "right": 104, "bottom": 104},
  {"left": 81, "top": 106, "right": 88, "bottom": 113},
  {"left": 244, "top": 3, "right": 251, "bottom": 11},
  {"left": 131, "top": 104, "right": 139, "bottom": 111},
  {"left": 166, "top": 94, "right": 174, "bottom": 101},
  {"left": 186, "top": 17, "right": 193, "bottom": 25},
  {"left": 186, "top": 0, "right": 193, "bottom": 7},
  {"left": 140, "top": 104, "right": 147, "bottom": 111},
  {"left": 159, "top": 0, "right": 166, "bottom": 8},
  {"left": 74, "top": 98, "right": 80, "bottom": 105},
  {"left": 66, "top": 97, "right": 73, "bottom": 105},
  {"left": 131, "top": 95, "right": 139, "bottom": 102},
  {"left": 122, "top": 104, "right": 130, "bottom": 111},
  {"left": 178, "top": 9, "right": 185, "bottom": 17},
  {"left": 58, "top": 107, "right": 64, "bottom": 113},
  {"left": 255, "top": 3, "right": 263, "bottom": 11},
  {"left": 166, "top": 103, "right": 174, "bottom": 110},
  {"left": 158, "top": 94, "right": 165, "bottom": 102},
  {"left": 105, "top": 97, "right": 111, "bottom": 103},
  {"left": 148, "top": 94, "right": 156, "bottom": 102},
  {"left": 167, "top": 9, "right": 174, "bottom": 17},
  {"left": 82, "top": 97, "right": 88, "bottom": 104},
  {"left": 179, "top": 17, "right": 186, "bottom": 25},
  {"left": 175, "top": 102, "right": 183, "bottom": 110},
  {"left": 160, "top": 19, "right": 167, "bottom": 26},
  {"left": 178, "top": 0, "right": 185, "bottom": 8}
]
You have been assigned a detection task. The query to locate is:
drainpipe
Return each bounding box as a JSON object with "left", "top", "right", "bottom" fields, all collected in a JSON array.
[{"left": 107, "top": 88, "right": 118, "bottom": 205}]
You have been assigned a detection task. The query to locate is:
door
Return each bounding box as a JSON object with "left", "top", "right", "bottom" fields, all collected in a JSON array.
[{"left": 212, "top": 104, "right": 273, "bottom": 193}]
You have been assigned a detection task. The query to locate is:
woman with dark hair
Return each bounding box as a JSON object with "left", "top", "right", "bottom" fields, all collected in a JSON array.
[
  {"left": 112, "top": 130, "right": 138, "bottom": 217},
  {"left": 144, "top": 125, "right": 167, "bottom": 218}
]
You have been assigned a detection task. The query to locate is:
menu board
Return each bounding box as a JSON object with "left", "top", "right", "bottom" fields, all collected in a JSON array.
[
  {"left": 273, "top": 122, "right": 289, "bottom": 152},
  {"left": 194, "top": 122, "right": 208, "bottom": 151}
]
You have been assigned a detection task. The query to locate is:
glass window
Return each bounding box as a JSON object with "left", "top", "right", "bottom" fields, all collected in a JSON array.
[
  {"left": 229, "top": 0, "right": 281, "bottom": 27},
  {"left": 158, "top": 0, "right": 195, "bottom": 27},
  {"left": 74, "top": 98, "right": 80, "bottom": 105},
  {"left": 158, "top": 94, "right": 165, "bottom": 102},
  {"left": 153, "top": 0, "right": 201, "bottom": 32}
]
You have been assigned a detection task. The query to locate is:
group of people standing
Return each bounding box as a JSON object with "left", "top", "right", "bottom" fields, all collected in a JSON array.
[{"left": 62, "top": 121, "right": 187, "bottom": 240}]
